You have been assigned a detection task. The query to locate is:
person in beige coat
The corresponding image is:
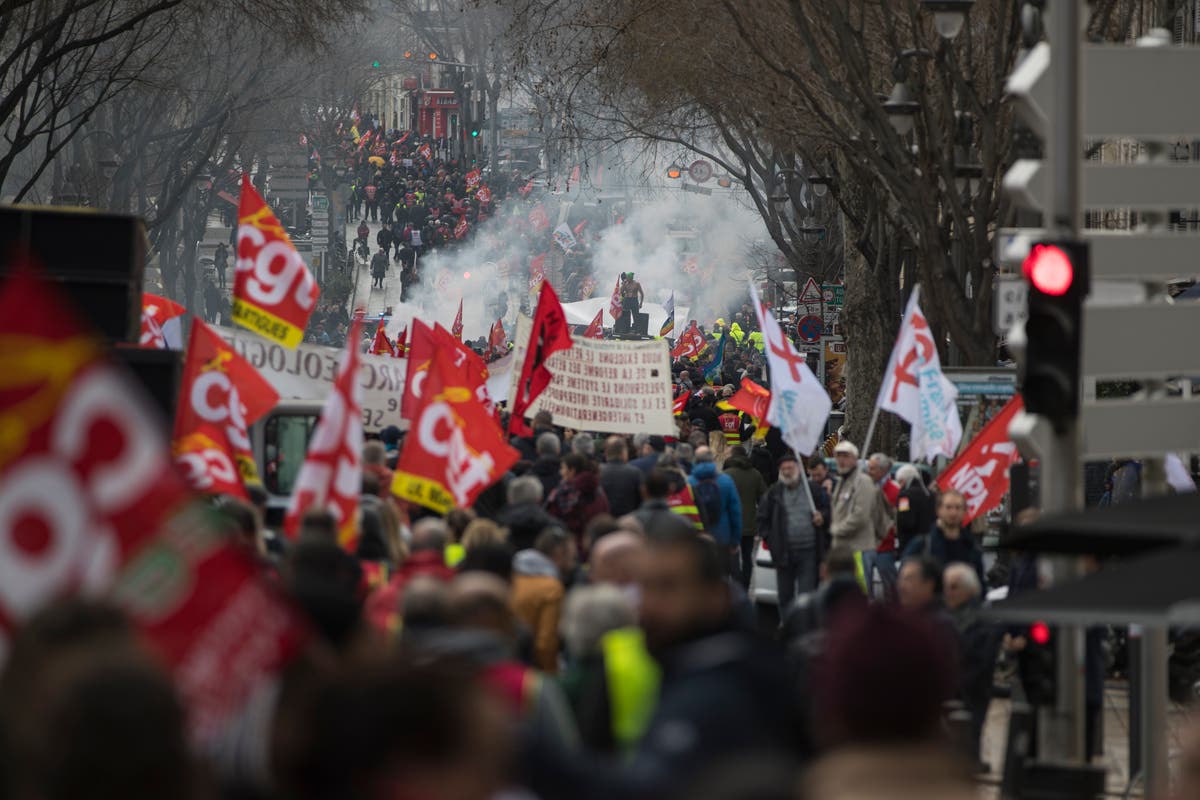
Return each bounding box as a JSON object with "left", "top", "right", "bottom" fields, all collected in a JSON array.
[{"left": 829, "top": 441, "right": 888, "bottom": 554}]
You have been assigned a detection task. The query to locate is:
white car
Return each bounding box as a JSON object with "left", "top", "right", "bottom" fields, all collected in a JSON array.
[{"left": 748, "top": 537, "right": 779, "bottom": 606}]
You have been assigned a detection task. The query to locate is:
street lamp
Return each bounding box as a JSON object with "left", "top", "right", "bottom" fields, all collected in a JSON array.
[
  {"left": 921, "top": 0, "right": 975, "bottom": 40},
  {"left": 666, "top": 163, "right": 683, "bottom": 179},
  {"left": 953, "top": 146, "right": 983, "bottom": 195},
  {"left": 883, "top": 81, "right": 920, "bottom": 136}
]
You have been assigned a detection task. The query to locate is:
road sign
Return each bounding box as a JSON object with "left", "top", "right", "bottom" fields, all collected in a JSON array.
[
  {"left": 311, "top": 193, "right": 329, "bottom": 212},
  {"left": 797, "top": 314, "right": 822, "bottom": 343},
  {"left": 997, "top": 228, "right": 1200, "bottom": 280},
  {"left": 681, "top": 182, "right": 713, "bottom": 196},
  {"left": 1082, "top": 398, "right": 1200, "bottom": 458},
  {"left": 1005, "top": 161, "right": 1200, "bottom": 212},
  {"left": 688, "top": 160, "right": 713, "bottom": 183},
  {"left": 994, "top": 275, "right": 1029, "bottom": 334},
  {"left": 1082, "top": 303, "right": 1200, "bottom": 379},
  {"left": 799, "top": 277, "right": 822, "bottom": 305},
  {"left": 822, "top": 283, "right": 844, "bottom": 306}
]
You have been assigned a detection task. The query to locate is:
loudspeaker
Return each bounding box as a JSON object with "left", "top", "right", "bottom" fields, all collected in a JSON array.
[
  {"left": 0, "top": 207, "right": 145, "bottom": 343},
  {"left": 633, "top": 312, "right": 649, "bottom": 337},
  {"left": 111, "top": 345, "right": 182, "bottom": 426}
]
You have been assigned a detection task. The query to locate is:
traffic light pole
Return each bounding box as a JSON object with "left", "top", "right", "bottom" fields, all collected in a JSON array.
[{"left": 1038, "top": 0, "right": 1087, "bottom": 764}]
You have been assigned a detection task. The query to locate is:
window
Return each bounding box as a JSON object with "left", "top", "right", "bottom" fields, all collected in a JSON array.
[{"left": 262, "top": 412, "right": 320, "bottom": 496}]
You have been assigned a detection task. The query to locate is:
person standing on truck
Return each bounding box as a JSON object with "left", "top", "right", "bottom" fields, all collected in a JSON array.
[{"left": 618, "top": 272, "right": 643, "bottom": 333}]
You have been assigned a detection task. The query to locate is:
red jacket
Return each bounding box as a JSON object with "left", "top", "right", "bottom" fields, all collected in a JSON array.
[
  {"left": 876, "top": 479, "right": 901, "bottom": 553},
  {"left": 546, "top": 471, "right": 610, "bottom": 554},
  {"left": 365, "top": 550, "right": 456, "bottom": 634}
]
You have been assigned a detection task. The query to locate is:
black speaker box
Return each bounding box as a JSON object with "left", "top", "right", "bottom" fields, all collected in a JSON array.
[
  {"left": 111, "top": 345, "right": 182, "bottom": 426},
  {"left": 633, "top": 311, "right": 649, "bottom": 337},
  {"left": 0, "top": 207, "right": 145, "bottom": 343}
]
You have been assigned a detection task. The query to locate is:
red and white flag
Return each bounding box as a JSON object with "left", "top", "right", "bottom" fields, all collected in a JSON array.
[
  {"left": 476, "top": 185, "right": 493, "bottom": 205},
  {"left": 876, "top": 286, "right": 962, "bottom": 461},
  {"left": 673, "top": 389, "right": 689, "bottom": 416},
  {"left": 141, "top": 292, "right": 186, "bottom": 349},
  {"left": 670, "top": 321, "right": 706, "bottom": 360},
  {"left": 371, "top": 322, "right": 395, "bottom": 356},
  {"left": 393, "top": 348, "right": 519, "bottom": 513},
  {"left": 583, "top": 309, "right": 604, "bottom": 339},
  {"left": 608, "top": 276, "right": 622, "bottom": 320},
  {"left": 528, "top": 203, "right": 550, "bottom": 231},
  {"left": 518, "top": 179, "right": 534, "bottom": 197},
  {"left": 489, "top": 318, "right": 508, "bottom": 357},
  {"left": 936, "top": 396, "right": 1023, "bottom": 523},
  {"left": 451, "top": 298, "right": 464, "bottom": 341},
  {"left": 173, "top": 320, "right": 279, "bottom": 499},
  {"left": 283, "top": 315, "right": 364, "bottom": 550},
  {"left": 465, "top": 169, "right": 482, "bottom": 189},
  {"left": 723, "top": 377, "right": 772, "bottom": 422},
  {"left": 529, "top": 253, "right": 547, "bottom": 294},
  {"left": 232, "top": 175, "right": 320, "bottom": 348},
  {"left": 418, "top": 142, "right": 433, "bottom": 161},
  {"left": 509, "top": 282, "right": 573, "bottom": 435},
  {"left": 0, "top": 265, "right": 187, "bottom": 648},
  {"left": 454, "top": 217, "right": 468, "bottom": 240},
  {"left": 750, "top": 282, "right": 831, "bottom": 456},
  {"left": 401, "top": 321, "right": 490, "bottom": 421}
]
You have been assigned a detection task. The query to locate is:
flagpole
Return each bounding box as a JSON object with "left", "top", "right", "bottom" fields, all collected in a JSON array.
[
  {"left": 861, "top": 405, "right": 882, "bottom": 455},
  {"left": 863, "top": 284, "right": 920, "bottom": 456}
]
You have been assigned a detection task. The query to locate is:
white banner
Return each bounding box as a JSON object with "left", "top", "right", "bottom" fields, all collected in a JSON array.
[
  {"left": 215, "top": 326, "right": 407, "bottom": 432},
  {"left": 508, "top": 316, "right": 676, "bottom": 435}
]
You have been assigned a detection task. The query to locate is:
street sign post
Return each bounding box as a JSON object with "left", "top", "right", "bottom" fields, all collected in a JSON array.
[{"left": 994, "top": 275, "right": 1029, "bottom": 334}]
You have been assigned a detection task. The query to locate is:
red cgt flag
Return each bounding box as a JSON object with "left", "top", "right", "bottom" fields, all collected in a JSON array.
[
  {"left": 173, "top": 320, "right": 279, "bottom": 499},
  {"left": 0, "top": 265, "right": 188, "bottom": 645},
  {"left": 465, "top": 169, "right": 482, "bottom": 189},
  {"left": 418, "top": 142, "right": 433, "bottom": 161},
  {"left": 529, "top": 253, "right": 547, "bottom": 294},
  {"left": 509, "top": 282, "right": 573, "bottom": 436},
  {"left": 141, "top": 292, "right": 187, "bottom": 349},
  {"left": 451, "top": 298, "right": 464, "bottom": 341},
  {"left": 454, "top": 217, "right": 469, "bottom": 240},
  {"left": 723, "top": 377, "right": 772, "bottom": 422},
  {"left": 935, "top": 396, "right": 1024, "bottom": 524},
  {"left": 583, "top": 308, "right": 604, "bottom": 339},
  {"left": 476, "top": 185, "right": 493, "bottom": 205},
  {"left": 489, "top": 318, "right": 508, "bottom": 357},
  {"left": 232, "top": 175, "right": 320, "bottom": 349},
  {"left": 392, "top": 348, "right": 519, "bottom": 513},
  {"left": 401, "top": 320, "right": 489, "bottom": 421},
  {"left": 672, "top": 389, "right": 689, "bottom": 416},
  {"left": 283, "top": 315, "right": 364, "bottom": 549},
  {"left": 608, "top": 276, "right": 622, "bottom": 320},
  {"left": 670, "top": 321, "right": 706, "bottom": 360}
]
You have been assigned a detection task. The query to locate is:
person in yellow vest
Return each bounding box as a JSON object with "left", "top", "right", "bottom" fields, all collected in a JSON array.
[
  {"left": 748, "top": 330, "right": 764, "bottom": 352},
  {"left": 729, "top": 321, "right": 745, "bottom": 345}
]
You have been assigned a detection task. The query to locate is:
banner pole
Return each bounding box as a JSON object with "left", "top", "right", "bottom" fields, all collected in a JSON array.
[{"left": 861, "top": 404, "right": 882, "bottom": 454}]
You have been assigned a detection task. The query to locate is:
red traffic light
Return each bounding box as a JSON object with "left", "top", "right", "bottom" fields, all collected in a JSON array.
[
  {"left": 1030, "top": 620, "right": 1051, "bottom": 646},
  {"left": 1023, "top": 244, "right": 1074, "bottom": 296}
]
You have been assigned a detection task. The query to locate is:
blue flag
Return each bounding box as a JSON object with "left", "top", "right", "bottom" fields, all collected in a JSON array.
[{"left": 703, "top": 331, "right": 727, "bottom": 384}]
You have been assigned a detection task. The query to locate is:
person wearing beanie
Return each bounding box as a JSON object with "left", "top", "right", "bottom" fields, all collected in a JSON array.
[{"left": 756, "top": 451, "right": 831, "bottom": 607}]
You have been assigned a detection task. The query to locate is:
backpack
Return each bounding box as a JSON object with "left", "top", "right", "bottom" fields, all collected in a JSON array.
[{"left": 693, "top": 477, "right": 723, "bottom": 529}]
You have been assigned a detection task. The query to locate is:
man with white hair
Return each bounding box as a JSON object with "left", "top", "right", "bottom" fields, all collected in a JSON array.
[
  {"left": 531, "top": 431, "right": 564, "bottom": 497},
  {"left": 944, "top": 561, "right": 1001, "bottom": 769},
  {"left": 829, "top": 441, "right": 882, "bottom": 554}
]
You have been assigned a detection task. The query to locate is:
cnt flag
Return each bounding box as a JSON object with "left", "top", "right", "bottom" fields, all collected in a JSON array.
[
  {"left": 509, "top": 282, "right": 573, "bottom": 436},
  {"left": 0, "top": 263, "right": 188, "bottom": 649},
  {"left": 232, "top": 175, "right": 320, "bottom": 348},
  {"left": 876, "top": 286, "right": 962, "bottom": 461},
  {"left": 660, "top": 291, "right": 675, "bottom": 337},
  {"left": 583, "top": 309, "right": 604, "bottom": 339},
  {"left": 174, "top": 319, "right": 279, "bottom": 499},
  {"left": 283, "top": 314, "right": 365, "bottom": 550},
  {"left": 750, "top": 282, "right": 831, "bottom": 456},
  {"left": 936, "top": 396, "right": 1023, "bottom": 523},
  {"left": 451, "top": 298, "right": 464, "bottom": 341},
  {"left": 141, "top": 292, "right": 187, "bottom": 349}
]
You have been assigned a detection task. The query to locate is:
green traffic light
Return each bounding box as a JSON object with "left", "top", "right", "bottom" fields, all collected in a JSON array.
[
  {"left": 470, "top": 129, "right": 479, "bottom": 137},
  {"left": 371, "top": 60, "right": 381, "bottom": 68}
]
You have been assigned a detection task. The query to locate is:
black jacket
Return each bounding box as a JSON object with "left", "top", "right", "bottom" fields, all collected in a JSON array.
[
  {"left": 896, "top": 481, "right": 936, "bottom": 554},
  {"left": 496, "top": 502, "right": 558, "bottom": 552},
  {"left": 530, "top": 455, "right": 562, "bottom": 499},
  {"left": 600, "top": 461, "right": 643, "bottom": 518},
  {"left": 756, "top": 479, "right": 831, "bottom": 568}
]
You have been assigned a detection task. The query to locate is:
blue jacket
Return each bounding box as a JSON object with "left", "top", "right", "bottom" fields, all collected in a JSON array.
[{"left": 688, "top": 462, "right": 743, "bottom": 546}]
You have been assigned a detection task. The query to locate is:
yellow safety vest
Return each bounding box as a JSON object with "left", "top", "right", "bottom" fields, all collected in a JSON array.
[
  {"left": 852, "top": 551, "right": 869, "bottom": 594},
  {"left": 444, "top": 543, "right": 466, "bottom": 568},
  {"left": 748, "top": 331, "right": 764, "bottom": 352},
  {"left": 601, "top": 627, "right": 660, "bottom": 750}
]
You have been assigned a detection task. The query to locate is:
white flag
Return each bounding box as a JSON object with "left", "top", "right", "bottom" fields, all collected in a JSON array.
[
  {"left": 877, "top": 286, "right": 962, "bottom": 461},
  {"left": 552, "top": 223, "right": 577, "bottom": 252},
  {"left": 749, "top": 282, "right": 831, "bottom": 456}
]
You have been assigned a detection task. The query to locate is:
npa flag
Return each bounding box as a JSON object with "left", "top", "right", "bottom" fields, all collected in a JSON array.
[
  {"left": 608, "top": 276, "right": 622, "bottom": 320},
  {"left": 670, "top": 321, "right": 706, "bottom": 360},
  {"left": 173, "top": 320, "right": 279, "bottom": 499},
  {"left": 401, "top": 321, "right": 490, "bottom": 421},
  {"left": 283, "top": 315, "right": 364, "bottom": 549},
  {"left": 371, "top": 322, "right": 395, "bottom": 356},
  {"left": 936, "top": 396, "right": 1023, "bottom": 523},
  {"left": 877, "top": 286, "right": 962, "bottom": 461},
  {"left": 489, "top": 318, "right": 508, "bottom": 358},
  {"left": 232, "top": 175, "right": 320, "bottom": 348},
  {"left": 660, "top": 292, "right": 675, "bottom": 337},
  {"left": 476, "top": 185, "right": 493, "bottom": 205},
  {"left": 528, "top": 203, "right": 550, "bottom": 232},
  {"left": 529, "top": 253, "right": 547, "bottom": 294},
  {"left": 703, "top": 331, "right": 728, "bottom": 384},
  {"left": 451, "top": 298, "right": 464, "bottom": 341},
  {"left": 393, "top": 349, "right": 519, "bottom": 513},
  {"left": 141, "top": 292, "right": 186, "bottom": 349},
  {"left": 509, "top": 282, "right": 573, "bottom": 435},
  {"left": 465, "top": 169, "right": 482, "bottom": 189},
  {"left": 0, "top": 265, "right": 187, "bottom": 647},
  {"left": 750, "top": 282, "right": 831, "bottom": 456},
  {"left": 721, "top": 378, "right": 772, "bottom": 422},
  {"left": 454, "top": 217, "right": 469, "bottom": 240},
  {"left": 583, "top": 309, "right": 604, "bottom": 339}
]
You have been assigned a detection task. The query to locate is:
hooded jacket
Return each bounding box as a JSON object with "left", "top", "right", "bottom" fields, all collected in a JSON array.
[
  {"left": 722, "top": 455, "right": 767, "bottom": 538},
  {"left": 512, "top": 549, "right": 565, "bottom": 674},
  {"left": 687, "top": 462, "right": 743, "bottom": 546}
]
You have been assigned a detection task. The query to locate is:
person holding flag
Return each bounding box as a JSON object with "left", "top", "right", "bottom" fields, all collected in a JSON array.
[
  {"left": 703, "top": 330, "right": 728, "bottom": 385},
  {"left": 583, "top": 309, "right": 604, "bottom": 340}
]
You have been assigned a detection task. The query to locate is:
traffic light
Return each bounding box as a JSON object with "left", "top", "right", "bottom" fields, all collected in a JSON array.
[
  {"left": 371, "top": 60, "right": 381, "bottom": 68},
  {"left": 1020, "top": 239, "right": 1088, "bottom": 432},
  {"left": 470, "top": 128, "right": 479, "bottom": 138},
  {"left": 1018, "top": 620, "right": 1057, "bottom": 706}
]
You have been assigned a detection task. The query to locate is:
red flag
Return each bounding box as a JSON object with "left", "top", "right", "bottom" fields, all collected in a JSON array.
[
  {"left": 283, "top": 315, "right": 364, "bottom": 549},
  {"left": 608, "top": 276, "right": 622, "bottom": 320},
  {"left": 401, "top": 320, "right": 489, "bottom": 420},
  {"left": 518, "top": 179, "right": 534, "bottom": 197},
  {"left": 673, "top": 389, "right": 689, "bottom": 416},
  {"left": 418, "top": 142, "right": 433, "bottom": 161},
  {"left": 451, "top": 298, "right": 464, "bottom": 341},
  {"left": 528, "top": 203, "right": 550, "bottom": 231},
  {"left": 371, "top": 322, "right": 394, "bottom": 356},
  {"left": 465, "top": 169, "right": 482, "bottom": 189},
  {"left": 232, "top": 175, "right": 320, "bottom": 348},
  {"left": 489, "top": 318, "right": 508, "bottom": 357},
  {"left": 529, "top": 253, "right": 546, "bottom": 294},
  {"left": 173, "top": 320, "right": 279, "bottom": 499},
  {"left": 476, "top": 185, "right": 493, "bottom": 205},
  {"left": 935, "top": 396, "right": 1024, "bottom": 524},
  {"left": 0, "top": 265, "right": 187, "bottom": 645},
  {"left": 454, "top": 217, "right": 468, "bottom": 240},
  {"left": 394, "top": 324, "right": 407, "bottom": 358},
  {"left": 569, "top": 164, "right": 581, "bottom": 185},
  {"left": 509, "top": 282, "right": 573, "bottom": 435},
  {"left": 393, "top": 348, "right": 519, "bottom": 513},
  {"left": 116, "top": 523, "right": 308, "bottom": 746},
  {"left": 141, "top": 292, "right": 186, "bottom": 349},
  {"left": 572, "top": 219, "right": 588, "bottom": 238},
  {"left": 723, "top": 378, "right": 772, "bottom": 421},
  {"left": 670, "top": 321, "right": 706, "bottom": 359},
  {"left": 583, "top": 308, "right": 604, "bottom": 339}
]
